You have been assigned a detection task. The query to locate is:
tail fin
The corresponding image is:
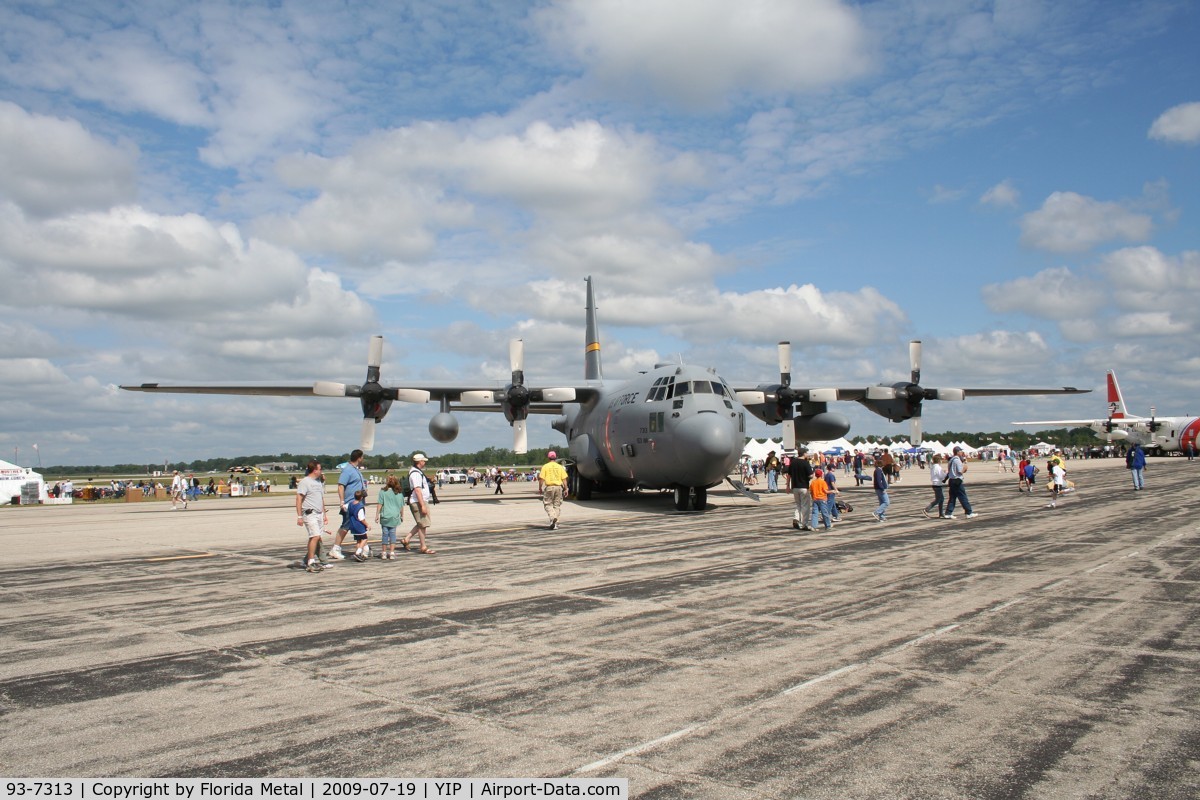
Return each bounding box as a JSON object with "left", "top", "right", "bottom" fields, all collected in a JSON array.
[
  {"left": 1106, "top": 370, "right": 1128, "bottom": 419},
  {"left": 584, "top": 275, "right": 603, "bottom": 381}
]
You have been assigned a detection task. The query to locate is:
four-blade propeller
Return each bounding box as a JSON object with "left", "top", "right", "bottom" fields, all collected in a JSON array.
[
  {"left": 312, "top": 336, "right": 429, "bottom": 451},
  {"left": 859, "top": 340, "right": 967, "bottom": 445}
]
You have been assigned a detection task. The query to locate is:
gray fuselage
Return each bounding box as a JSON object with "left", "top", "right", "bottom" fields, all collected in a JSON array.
[{"left": 563, "top": 364, "right": 746, "bottom": 491}]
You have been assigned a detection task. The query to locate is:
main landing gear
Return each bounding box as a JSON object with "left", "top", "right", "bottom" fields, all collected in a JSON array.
[
  {"left": 673, "top": 486, "right": 707, "bottom": 512},
  {"left": 567, "top": 467, "right": 595, "bottom": 501}
]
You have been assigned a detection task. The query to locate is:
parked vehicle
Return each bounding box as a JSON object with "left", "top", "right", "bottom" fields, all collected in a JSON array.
[{"left": 439, "top": 469, "right": 468, "bottom": 484}]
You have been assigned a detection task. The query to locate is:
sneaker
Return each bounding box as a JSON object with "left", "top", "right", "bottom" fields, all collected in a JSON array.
[
  {"left": 353, "top": 550, "right": 366, "bottom": 562},
  {"left": 306, "top": 560, "right": 321, "bottom": 573},
  {"left": 943, "top": 514, "right": 956, "bottom": 520},
  {"left": 871, "top": 511, "right": 881, "bottom": 522},
  {"left": 922, "top": 508, "right": 932, "bottom": 518},
  {"left": 550, "top": 519, "right": 558, "bottom": 530},
  {"left": 792, "top": 519, "right": 800, "bottom": 529},
  {"left": 1046, "top": 502, "right": 1056, "bottom": 508},
  {"left": 966, "top": 513, "right": 978, "bottom": 518},
  {"left": 330, "top": 545, "right": 345, "bottom": 560},
  {"left": 362, "top": 545, "right": 371, "bottom": 559}
]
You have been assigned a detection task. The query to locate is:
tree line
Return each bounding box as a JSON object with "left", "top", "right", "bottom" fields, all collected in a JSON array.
[
  {"left": 39, "top": 446, "right": 564, "bottom": 477},
  {"left": 39, "top": 429, "right": 1100, "bottom": 477}
]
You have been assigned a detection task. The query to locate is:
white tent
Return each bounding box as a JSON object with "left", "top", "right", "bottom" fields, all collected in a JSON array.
[
  {"left": 0, "top": 460, "right": 46, "bottom": 504},
  {"left": 805, "top": 437, "right": 855, "bottom": 455},
  {"left": 742, "top": 438, "right": 783, "bottom": 462}
]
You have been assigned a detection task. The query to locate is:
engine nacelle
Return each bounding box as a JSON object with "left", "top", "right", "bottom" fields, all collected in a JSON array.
[
  {"left": 428, "top": 412, "right": 459, "bottom": 443},
  {"left": 793, "top": 412, "right": 851, "bottom": 441}
]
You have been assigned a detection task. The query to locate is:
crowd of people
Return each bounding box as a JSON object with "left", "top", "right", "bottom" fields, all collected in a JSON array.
[
  {"left": 761, "top": 440, "right": 1161, "bottom": 532},
  {"left": 295, "top": 449, "right": 571, "bottom": 573}
]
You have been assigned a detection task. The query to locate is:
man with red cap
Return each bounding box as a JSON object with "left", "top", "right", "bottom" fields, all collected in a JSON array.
[{"left": 538, "top": 450, "right": 569, "bottom": 530}]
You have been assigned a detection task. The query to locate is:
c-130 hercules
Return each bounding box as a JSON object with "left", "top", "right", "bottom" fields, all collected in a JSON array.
[{"left": 123, "top": 277, "right": 1088, "bottom": 511}]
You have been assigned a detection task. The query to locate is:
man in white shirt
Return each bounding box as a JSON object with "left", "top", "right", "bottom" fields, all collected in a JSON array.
[
  {"left": 401, "top": 454, "right": 436, "bottom": 554},
  {"left": 170, "top": 470, "right": 188, "bottom": 510}
]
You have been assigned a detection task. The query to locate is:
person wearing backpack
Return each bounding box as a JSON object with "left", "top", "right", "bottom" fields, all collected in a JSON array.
[{"left": 401, "top": 454, "right": 436, "bottom": 554}]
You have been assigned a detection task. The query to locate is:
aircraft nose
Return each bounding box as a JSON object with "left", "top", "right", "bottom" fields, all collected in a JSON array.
[{"left": 674, "top": 412, "right": 738, "bottom": 481}]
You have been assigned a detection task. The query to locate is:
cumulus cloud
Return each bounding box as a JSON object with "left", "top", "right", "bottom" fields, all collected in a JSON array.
[
  {"left": 1096, "top": 246, "right": 1200, "bottom": 317},
  {"left": 258, "top": 119, "right": 705, "bottom": 289},
  {"left": 979, "top": 179, "right": 1020, "bottom": 208},
  {"left": 984, "top": 247, "right": 1200, "bottom": 345},
  {"left": 0, "top": 203, "right": 374, "bottom": 338},
  {"left": 1019, "top": 191, "right": 1153, "bottom": 253},
  {"left": 0, "top": 102, "right": 137, "bottom": 217},
  {"left": 1148, "top": 101, "right": 1200, "bottom": 144},
  {"left": 535, "top": 0, "right": 871, "bottom": 109},
  {"left": 981, "top": 266, "right": 1105, "bottom": 319},
  {"left": 468, "top": 278, "right": 909, "bottom": 351}
]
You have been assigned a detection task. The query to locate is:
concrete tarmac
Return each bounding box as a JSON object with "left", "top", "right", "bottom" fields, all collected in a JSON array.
[{"left": 1, "top": 458, "right": 1198, "bottom": 798}]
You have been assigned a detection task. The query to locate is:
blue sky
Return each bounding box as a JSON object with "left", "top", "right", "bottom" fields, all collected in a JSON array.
[{"left": 1, "top": 0, "right": 1198, "bottom": 467}]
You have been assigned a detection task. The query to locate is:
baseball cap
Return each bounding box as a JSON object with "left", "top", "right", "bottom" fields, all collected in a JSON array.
[
  {"left": 412, "top": 453, "right": 427, "bottom": 463},
  {"left": 547, "top": 451, "right": 557, "bottom": 460},
  {"left": 952, "top": 446, "right": 962, "bottom": 453}
]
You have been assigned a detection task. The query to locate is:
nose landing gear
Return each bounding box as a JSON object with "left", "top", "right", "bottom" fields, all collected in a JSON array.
[{"left": 673, "top": 486, "right": 707, "bottom": 512}]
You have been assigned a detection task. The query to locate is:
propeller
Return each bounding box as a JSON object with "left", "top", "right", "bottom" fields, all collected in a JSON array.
[
  {"left": 311, "top": 335, "right": 429, "bottom": 451},
  {"left": 866, "top": 340, "right": 967, "bottom": 446},
  {"left": 488, "top": 339, "right": 580, "bottom": 454},
  {"left": 907, "top": 340, "right": 923, "bottom": 444},
  {"left": 777, "top": 341, "right": 797, "bottom": 450}
]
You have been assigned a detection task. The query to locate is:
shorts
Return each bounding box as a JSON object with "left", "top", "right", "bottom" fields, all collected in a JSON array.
[
  {"left": 302, "top": 513, "right": 324, "bottom": 540},
  {"left": 353, "top": 531, "right": 367, "bottom": 542},
  {"left": 380, "top": 525, "right": 397, "bottom": 545},
  {"left": 410, "top": 506, "right": 432, "bottom": 528}
]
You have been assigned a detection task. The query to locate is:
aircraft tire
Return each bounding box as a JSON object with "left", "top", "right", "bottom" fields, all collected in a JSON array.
[
  {"left": 574, "top": 474, "right": 594, "bottom": 501},
  {"left": 673, "top": 486, "right": 707, "bottom": 512}
]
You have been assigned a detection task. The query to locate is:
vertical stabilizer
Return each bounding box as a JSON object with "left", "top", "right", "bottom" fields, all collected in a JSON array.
[
  {"left": 584, "top": 276, "right": 603, "bottom": 381},
  {"left": 1106, "top": 370, "right": 1128, "bottom": 419}
]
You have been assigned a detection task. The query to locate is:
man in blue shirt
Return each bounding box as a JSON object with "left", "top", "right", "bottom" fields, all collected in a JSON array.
[
  {"left": 1126, "top": 443, "right": 1147, "bottom": 490},
  {"left": 330, "top": 449, "right": 367, "bottom": 560},
  {"left": 943, "top": 446, "right": 977, "bottom": 519}
]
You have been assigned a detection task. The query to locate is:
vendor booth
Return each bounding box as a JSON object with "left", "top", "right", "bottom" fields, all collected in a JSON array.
[{"left": 0, "top": 459, "right": 47, "bottom": 504}]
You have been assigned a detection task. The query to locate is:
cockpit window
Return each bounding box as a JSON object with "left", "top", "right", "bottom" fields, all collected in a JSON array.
[{"left": 647, "top": 375, "right": 676, "bottom": 402}]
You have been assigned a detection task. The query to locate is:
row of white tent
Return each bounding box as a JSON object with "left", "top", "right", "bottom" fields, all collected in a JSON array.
[{"left": 742, "top": 438, "right": 1050, "bottom": 461}]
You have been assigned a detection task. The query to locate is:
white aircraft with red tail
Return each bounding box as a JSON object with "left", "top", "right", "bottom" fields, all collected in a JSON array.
[{"left": 1014, "top": 370, "right": 1199, "bottom": 454}]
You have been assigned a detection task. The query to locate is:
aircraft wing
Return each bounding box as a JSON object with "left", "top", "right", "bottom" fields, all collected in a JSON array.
[
  {"left": 829, "top": 387, "right": 1091, "bottom": 401},
  {"left": 121, "top": 384, "right": 318, "bottom": 396},
  {"left": 734, "top": 339, "right": 1090, "bottom": 449},
  {"left": 1011, "top": 418, "right": 1104, "bottom": 426},
  {"left": 452, "top": 403, "right": 568, "bottom": 415},
  {"left": 121, "top": 382, "right": 599, "bottom": 404}
]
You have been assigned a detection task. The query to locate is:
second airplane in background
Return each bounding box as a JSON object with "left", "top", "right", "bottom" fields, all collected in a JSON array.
[{"left": 1014, "top": 370, "right": 1199, "bottom": 455}]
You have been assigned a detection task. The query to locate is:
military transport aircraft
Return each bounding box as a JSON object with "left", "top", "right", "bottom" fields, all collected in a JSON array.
[
  {"left": 123, "top": 277, "right": 1088, "bottom": 511},
  {"left": 1014, "top": 370, "right": 1198, "bottom": 455}
]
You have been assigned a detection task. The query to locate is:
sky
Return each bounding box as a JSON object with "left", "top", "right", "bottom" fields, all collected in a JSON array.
[{"left": 1, "top": 0, "right": 1198, "bottom": 467}]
